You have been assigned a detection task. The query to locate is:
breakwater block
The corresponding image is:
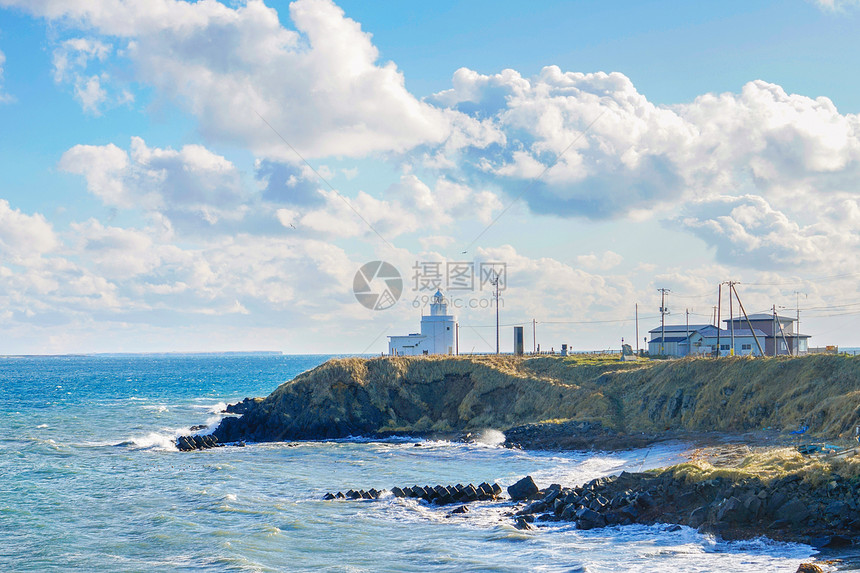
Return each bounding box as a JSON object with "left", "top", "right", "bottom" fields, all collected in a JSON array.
[
  {"left": 323, "top": 482, "right": 502, "bottom": 505},
  {"left": 176, "top": 434, "right": 222, "bottom": 451}
]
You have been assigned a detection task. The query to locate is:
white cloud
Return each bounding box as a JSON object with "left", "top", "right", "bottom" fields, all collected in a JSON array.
[
  {"left": 59, "top": 137, "right": 249, "bottom": 231},
  {"left": 576, "top": 251, "right": 624, "bottom": 271},
  {"left": 812, "top": 0, "right": 860, "bottom": 11},
  {"left": 678, "top": 195, "right": 858, "bottom": 270},
  {"left": 0, "top": 200, "right": 58, "bottom": 262},
  {"left": 4, "top": 0, "right": 468, "bottom": 158},
  {"left": 0, "top": 48, "right": 12, "bottom": 103},
  {"left": 295, "top": 174, "right": 502, "bottom": 240},
  {"left": 52, "top": 37, "right": 110, "bottom": 83},
  {"left": 50, "top": 37, "right": 129, "bottom": 114}
]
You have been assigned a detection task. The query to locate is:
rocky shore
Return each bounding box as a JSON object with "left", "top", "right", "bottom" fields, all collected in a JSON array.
[
  {"left": 508, "top": 470, "right": 858, "bottom": 548},
  {"left": 325, "top": 466, "right": 860, "bottom": 573}
]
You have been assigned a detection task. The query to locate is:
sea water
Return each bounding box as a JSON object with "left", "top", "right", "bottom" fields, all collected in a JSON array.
[{"left": 0, "top": 354, "right": 817, "bottom": 572}]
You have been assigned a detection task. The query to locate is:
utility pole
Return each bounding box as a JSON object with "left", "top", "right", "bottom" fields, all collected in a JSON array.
[
  {"left": 725, "top": 281, "right": 738, "bottom": 356},
  {"left": 716, "top": 283, "right": 722, "bottom": 358},
  {"left": 772, "top": 305, "right": 777, "bottom": 357},
  {"left": 491, "top": 272, "right": 500, "bottom": 354},
  {"left": 533, "top": 318, "right": 536, "bottom": 354},
  {"left": 731, "top": 283, "right": 763, "bottom": 356},
  {"left": 456, "top": 323, "right": 459, "bottom": 356},
  {"left": 794, "top": 291, "right": 805, "bottom": 356},
  {"left": 685, "top": 308, "right": 689, "bottom": 357},
  {"left": 635, "top": 303, "right": 640, "bottom": 355},
  {"left": 658, "top": 288, "right": 670, "bottom": 356}
]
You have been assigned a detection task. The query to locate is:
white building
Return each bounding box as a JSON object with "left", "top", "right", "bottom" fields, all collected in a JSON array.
[{"left": 388, "top": 290, "right": 457, "bottom": 356}]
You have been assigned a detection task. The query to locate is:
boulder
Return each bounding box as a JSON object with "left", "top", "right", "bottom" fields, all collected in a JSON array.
[
  {"left": 689, "top": 506, "right": 709, "bottom": 528},
  {"left": 575, "top": 507, "right": 606, "bottom": 530},
  {"left": 775, "top": 499, "right": 810, "bottom": 524},
  {"left": 508, "top": 476, "right": 540, "bottom": 501}
]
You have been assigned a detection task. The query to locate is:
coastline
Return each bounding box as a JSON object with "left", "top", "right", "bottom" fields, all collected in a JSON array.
[{"left": 176, "top": 353, "right": 860, "bottom": 567}]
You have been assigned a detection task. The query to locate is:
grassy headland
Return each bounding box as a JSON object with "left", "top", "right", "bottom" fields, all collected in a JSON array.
[{"left": 208, "top": 353, "right": 860, "bottom": 446}]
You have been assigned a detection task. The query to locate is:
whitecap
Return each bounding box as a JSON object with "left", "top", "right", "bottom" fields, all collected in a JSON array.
[
  {"left": 473, "top": 429, "right": 506, "bottom": 447},
  {"left": 142, "top": 405, "right": 169, "bottom": 413}
]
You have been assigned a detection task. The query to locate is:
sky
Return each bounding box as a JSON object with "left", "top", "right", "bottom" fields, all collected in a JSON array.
[{"left": 1, "top": 0, "right": 860, "bottom": 355}]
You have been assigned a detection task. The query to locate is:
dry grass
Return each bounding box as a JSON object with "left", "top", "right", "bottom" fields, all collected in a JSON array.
[
  {"left": 259, "top": 353, "right": 860, "bottom": 441},
  {"left": 661, "top": 446, "right": 860, "bottom": 486}
]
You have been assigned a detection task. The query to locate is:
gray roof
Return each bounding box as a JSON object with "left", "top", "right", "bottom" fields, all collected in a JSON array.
[
  {"left": 696, "top": 325, "right": 769, "bottom": 338},
  {"left": 647, "top": 324, "right": 711, "bottom": 333},
  {"left": 726, "top": 314, "right": 795, "bottom": 323},
  {"left": 649, "top": 336, "right": 689, "bottom": 344}
]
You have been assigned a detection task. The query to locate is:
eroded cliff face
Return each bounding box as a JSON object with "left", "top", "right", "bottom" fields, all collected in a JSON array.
[{"left": 205, "top": 354, "right": 860, "bottom": 446}]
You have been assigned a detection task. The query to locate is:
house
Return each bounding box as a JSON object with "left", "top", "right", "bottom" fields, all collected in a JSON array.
[
  {"left": 388, "top": 290, "right": 457, "bottom": 356},
  {"left": 648, "top": 315, "right": 810, "bottom": 357},
  {"left": 723, "top": 314, "right": 809, "bottom": 356}
]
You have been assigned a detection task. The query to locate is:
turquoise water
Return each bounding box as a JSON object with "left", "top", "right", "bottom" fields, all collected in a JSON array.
[{"left": 0, "top": 354, "right": 816, "bottom": 572}]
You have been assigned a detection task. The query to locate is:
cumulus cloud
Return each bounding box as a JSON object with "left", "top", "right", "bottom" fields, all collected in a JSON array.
[
  {"left": 3, "top": 0, "right": 468, "bottom": 158},
  {"left": 428, "top": 68, "right": 860, "bottom": 227},
  {"left": 422, "top": 67, "right": 860, "bottom": 272},
  {"left": 677, "top": 195, "right": 857, "bottom": 269},
  {"left": 293, "top": 174, "right": 502, "bottom": 240},
  {"left": 59, "top": 137, "right": 249, "bottom": 232},
  {"left": 0, "top": 200, "right": 58, "bottom": 262}
]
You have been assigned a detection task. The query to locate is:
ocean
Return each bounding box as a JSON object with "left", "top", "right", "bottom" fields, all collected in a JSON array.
[{"left": 0, "top": 354, "right": 817, "bottom": 572}]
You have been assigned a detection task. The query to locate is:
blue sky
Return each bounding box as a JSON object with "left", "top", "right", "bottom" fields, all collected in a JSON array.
[{"left": 1, "top": 0, "right": 860, "bottom": 354}]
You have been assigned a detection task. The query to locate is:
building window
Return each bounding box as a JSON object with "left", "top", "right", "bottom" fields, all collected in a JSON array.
[
  {"left": 720, "top": 344, "right": 730, "bottom": 351},
  {"left": 741, "top": 344, "right": 751, "bottom": 350}
]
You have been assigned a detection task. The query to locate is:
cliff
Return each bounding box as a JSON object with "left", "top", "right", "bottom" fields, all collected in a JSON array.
[{"left": 200, "top": 354, "right": 860, "bottom": 447}]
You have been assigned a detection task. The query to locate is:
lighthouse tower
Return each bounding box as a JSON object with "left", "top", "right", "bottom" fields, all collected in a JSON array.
[{"left": 388, "top": 289, "right": 458, "bottom": 356}]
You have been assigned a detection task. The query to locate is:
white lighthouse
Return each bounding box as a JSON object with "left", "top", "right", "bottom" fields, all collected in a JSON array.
[{"left": 388, "top": 290, "right": 457, "bottom": 356}]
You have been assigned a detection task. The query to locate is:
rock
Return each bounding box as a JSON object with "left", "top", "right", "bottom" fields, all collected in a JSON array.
[
  {"left": 689, "top": 506, "right": 708, "bottom": 528},
  {"left": 825, "top": 500, "right": 849, "bottom": 518},
  {"left": 514, "top": 517, "right": 533, "bottom": 530},
  {"left": 519, "top": 501, "right": 547, "bottom": 515},
  {"left": 575, "top": 506, "right": 606, "bottom": 530},
  {"left": 508, "top": 476, "right": 540, "bottom": 501},
  {"left": 775, "top": 499, "right": 810, "bottom": 524},
  {"left": 795, "top": 564, "right": 823, "bottom": 573},
  {"left": 717, "top": 496, "right": 749, "bottom": 524},
  {"left": 323, "top": 493, "right": 335, "bottom": 500},
  {"left": 767, "top": 491, "right": 789, "bottom": 514},
  {"left": 391, "top": 487, "right": 405, "bottom": 498},
  {"left": 807, "top": 536, "right": 832, "bottom": 549},
  {"left": 665, "top": 524, "right": 682, "bottom": 532},
  {"left": 824, "top": 534, "right": 852, "bottom": 548},
  {"left": 451, "top": 505, "right": 469, "bottom": 515},
  {"left": 560, "top": 504, "right": 577, "bottom": 520}
]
